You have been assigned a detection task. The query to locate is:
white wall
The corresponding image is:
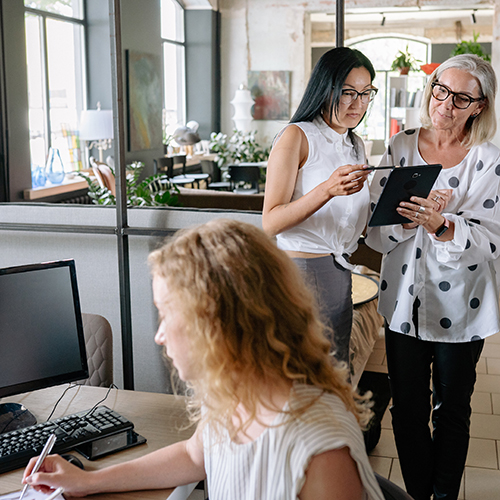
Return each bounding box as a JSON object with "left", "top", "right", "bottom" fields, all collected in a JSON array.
[
  {"left": 219, "top": 0, "right": 309, "bottom": 146},
  {"left": 219, "top": 0, "right": 500, "bottom": 148}
]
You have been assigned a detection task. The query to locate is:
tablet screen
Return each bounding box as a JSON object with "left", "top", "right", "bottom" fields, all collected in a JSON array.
[{"left": 368, "top": 164, "right": 442, "bottom": 227}]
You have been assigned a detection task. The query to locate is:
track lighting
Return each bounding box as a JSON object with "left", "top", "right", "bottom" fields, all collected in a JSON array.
[{"left": 471, "top": 10, "right": 477, "bottom": 24}]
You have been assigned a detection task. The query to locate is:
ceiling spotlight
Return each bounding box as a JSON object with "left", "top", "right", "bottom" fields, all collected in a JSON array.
[
  {"left": 381, "top": 15, "right": 386, "bottom": 26},
  {"left": 471, "top": 10, "right": 477, "bottom": 24}
]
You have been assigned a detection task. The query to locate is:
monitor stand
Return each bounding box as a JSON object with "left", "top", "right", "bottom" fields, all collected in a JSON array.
[{"left": 0, "top": 402, "right": 37, "bottom": 434}]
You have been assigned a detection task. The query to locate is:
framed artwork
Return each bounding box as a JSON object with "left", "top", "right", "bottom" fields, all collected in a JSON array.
[
  {"left": 248, "top": 70, "right": 291, "bottom": 120},
  {"left": 126, "top": 50, "right": 163, "bottom": 151}
]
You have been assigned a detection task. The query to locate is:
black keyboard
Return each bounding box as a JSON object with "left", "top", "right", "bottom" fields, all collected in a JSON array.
[{"left": 0, "top": 406, "right": 145, "bottom": 474}]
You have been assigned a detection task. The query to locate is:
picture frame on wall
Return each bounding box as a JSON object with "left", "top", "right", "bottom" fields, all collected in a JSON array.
[
  {"left": 248, "top": 70, "right": 291, "bottom": 120},
  {"left": 126, "top": 50, "right": 163, "bottom": 151}
]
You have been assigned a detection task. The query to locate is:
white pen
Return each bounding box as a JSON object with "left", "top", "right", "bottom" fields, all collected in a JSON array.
[
  {"left": 44, "top": 487, "right": 64, "bottom": 500},
  {"left": 19, "top": 433, "right": 57, "bottom": 500}
]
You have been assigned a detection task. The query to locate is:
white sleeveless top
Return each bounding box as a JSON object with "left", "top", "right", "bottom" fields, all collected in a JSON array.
[
  {"left": 275, "top": 117, "right": 370, "bottom": 269},
  {"left": 203, "top": 384, "right": 384, "bottom": 500}
]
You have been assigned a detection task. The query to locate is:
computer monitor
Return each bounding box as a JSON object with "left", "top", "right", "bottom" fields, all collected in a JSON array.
[{"left": 0, "top": 259, "right": 89, "bottom": 433}]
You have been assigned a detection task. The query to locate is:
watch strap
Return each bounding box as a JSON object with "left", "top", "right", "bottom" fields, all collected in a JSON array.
[{"left": 433, "top": 218, "right": 450, "bottom": 238}]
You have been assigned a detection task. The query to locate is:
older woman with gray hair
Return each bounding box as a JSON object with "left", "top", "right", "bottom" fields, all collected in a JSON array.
[{"left": 366, "top": 54, "right": 500, "bottom": 500}]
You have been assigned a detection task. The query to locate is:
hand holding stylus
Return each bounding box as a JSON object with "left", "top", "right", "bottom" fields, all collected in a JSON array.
[{"left": 19, "top": 434, "right": 57, "bottom": 500}]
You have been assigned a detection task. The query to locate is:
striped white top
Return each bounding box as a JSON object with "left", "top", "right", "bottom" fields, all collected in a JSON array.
[{"left": 203, "top": 384, "right": 384, "bottom": 500}]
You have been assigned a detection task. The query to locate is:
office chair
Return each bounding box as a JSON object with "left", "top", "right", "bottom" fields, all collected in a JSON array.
[
  {"left": 228, "top": 165, "right": 261, "bottom": 194},
  {"left": 375, "top": 473, "right": 414, "bottom": 500},
  {"left": 91, "top": 158, "right": 116, "bottom": 196},
  {"left": 201, "top": 159, "right": 231, "bottom": 191},
  {"left": 81, "top": 313, "right": 113, "bottom": 387}
]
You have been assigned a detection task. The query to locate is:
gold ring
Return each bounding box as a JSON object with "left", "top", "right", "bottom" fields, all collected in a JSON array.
[{"left": 419, "top": 206, "right": 426, "bottom": 213}]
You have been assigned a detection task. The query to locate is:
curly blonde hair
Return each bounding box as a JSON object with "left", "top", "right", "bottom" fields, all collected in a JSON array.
[{"left": 149, "top": 219, "right": 371, "bottom": 439}]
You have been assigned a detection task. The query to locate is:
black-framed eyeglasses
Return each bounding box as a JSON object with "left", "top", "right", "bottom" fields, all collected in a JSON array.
[
  {"left": 337, "top": 88, "right": 378, "bottom": 106},
  {"left": 431, "top": 82, "right": 484, "bottom": 110}
]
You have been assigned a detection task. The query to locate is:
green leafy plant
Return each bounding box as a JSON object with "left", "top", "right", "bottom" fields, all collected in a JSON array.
[
  {"left": 451, "top": 32, "right": 491, "bottom": 62},
  {"left": 78, "top": 161, "right": 181, "bottom": 207},
  {"left": 209, "top": 130, "right": 269, "bottom": 169},
  {"left": 163, "top": 131, "right": 174, "bottom": 147},
  {"left": 391, "top": 45, "right": 422, "bottom": 73}
]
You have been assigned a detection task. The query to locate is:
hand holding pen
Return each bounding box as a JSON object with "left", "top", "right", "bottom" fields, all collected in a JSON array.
[{"left": 19, "top": 434, "right": 61, "bottom": 500}]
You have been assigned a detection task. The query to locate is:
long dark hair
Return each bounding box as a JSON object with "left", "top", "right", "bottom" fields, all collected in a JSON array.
[{"left": 291, "top": 47, "right": 375, "bottom": 158}]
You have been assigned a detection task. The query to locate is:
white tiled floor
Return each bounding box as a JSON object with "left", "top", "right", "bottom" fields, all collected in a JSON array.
[{"left": 366, "top": 330, "right": 500, "bottom": 500}]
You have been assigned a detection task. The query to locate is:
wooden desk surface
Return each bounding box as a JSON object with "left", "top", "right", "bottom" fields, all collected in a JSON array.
[{"left": 0, "top": 386, "right": 194, "bottom": 499}]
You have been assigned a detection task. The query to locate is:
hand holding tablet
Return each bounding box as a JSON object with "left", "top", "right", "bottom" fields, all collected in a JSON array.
[{"left": 368, "top": 164, "right": 443, "bottom": 227}]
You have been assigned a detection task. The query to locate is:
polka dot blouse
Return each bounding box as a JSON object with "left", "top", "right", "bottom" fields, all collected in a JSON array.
[{"left": 365, "top": 128, "right": 500, "bottom": 342}]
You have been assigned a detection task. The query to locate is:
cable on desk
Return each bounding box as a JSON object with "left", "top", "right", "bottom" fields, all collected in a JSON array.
[
  {"left": 45, "top": 383, "right": 80, "bottom": 422},
  {"left": 0, "top": 383, "right": 80, "bottom": 433},
  {"left": 0, "top": 407, "right": 29, "bottom": 434},
  {"left": 83, "top": 383, "right": 118, "bottom": 419}
]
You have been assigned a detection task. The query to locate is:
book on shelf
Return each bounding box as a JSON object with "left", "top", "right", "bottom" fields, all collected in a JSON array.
[
  {"left": 398, "top": 90, "right": 406, "bottom": 108},
  {"left": 414, "top": 90, "right": 423, "bottom": 109},
  {"left": 390, "top": 88, "right": 397, "bottom": 108}
]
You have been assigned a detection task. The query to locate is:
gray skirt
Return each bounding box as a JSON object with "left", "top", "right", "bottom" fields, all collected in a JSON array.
[{"left": 293, "top": 254, "right": 352, "bottom": 366}]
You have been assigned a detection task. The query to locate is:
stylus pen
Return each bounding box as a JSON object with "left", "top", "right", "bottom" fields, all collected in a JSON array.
[
  {"left": 19, "top": 433, "right": 57, "bottom": 500},
  {"left": 365, "top": 166, "right": 396, "bottom": 171},
  {"left": 45, "top": 487, "right": 64, "bottom": 500}
]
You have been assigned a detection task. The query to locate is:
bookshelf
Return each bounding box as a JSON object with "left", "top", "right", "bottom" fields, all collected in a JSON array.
[{"left": 387, "top": 75, "right": 427, "bottom": 140}]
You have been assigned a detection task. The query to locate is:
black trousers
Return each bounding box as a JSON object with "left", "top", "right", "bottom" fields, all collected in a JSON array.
[{"left": 385, "top": 326, "right": 484, "bottom": 500}]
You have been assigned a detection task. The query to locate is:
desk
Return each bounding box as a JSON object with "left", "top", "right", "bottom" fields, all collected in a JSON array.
[
  {"left": 184, "top": 154, "right": 216, "bottom": 168},
  {"left": 235, "top": 161, "right": 267, "bottom": 168},
  {"left": 0, "top": 386, "right": 195, "bottom": 499},
  {"left": 165, "top": 154, "right": 217, "bottom": 170},
  {"left": 23, "top": 176, "right": 89, "bottom": 201}
]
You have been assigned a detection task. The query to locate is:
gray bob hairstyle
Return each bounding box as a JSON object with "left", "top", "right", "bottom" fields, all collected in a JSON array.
[{"left": 419, "top": 54, "right": 497, "bottom": 148}]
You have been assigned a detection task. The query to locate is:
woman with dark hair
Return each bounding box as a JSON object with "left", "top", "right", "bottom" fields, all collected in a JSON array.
[
  {"left": 366, "top": 54, "right": 500, "bottom": 500},
  {"left": 263, "top": 47, "right": 378, "bottom": 366}
]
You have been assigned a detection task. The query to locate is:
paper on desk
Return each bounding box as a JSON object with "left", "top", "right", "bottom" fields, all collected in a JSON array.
[{"left": 0, "top": 490, "right": 64, "bottom": 500}]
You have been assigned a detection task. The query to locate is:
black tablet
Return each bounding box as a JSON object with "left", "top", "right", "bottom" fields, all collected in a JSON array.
[{"left": 368, "top": 164, "right": 442, "bottom": 227}]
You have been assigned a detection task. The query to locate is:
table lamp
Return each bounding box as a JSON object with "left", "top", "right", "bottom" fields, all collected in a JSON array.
[
  {"left": 173, "top": 120, "right": 201, "bottom": 146},
  {"left": 79, "top": 102, "right": 114, "bottom": 163}
]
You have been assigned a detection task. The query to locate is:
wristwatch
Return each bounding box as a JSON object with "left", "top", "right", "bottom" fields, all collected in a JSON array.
[{"left": 434, "top": 218, "right": 450, "bottom": 238}]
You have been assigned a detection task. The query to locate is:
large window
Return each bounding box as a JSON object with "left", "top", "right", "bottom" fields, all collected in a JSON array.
[
  {"left": 25, "top": 0, "right": 86, "bottom": 174},
  {"left": 161, "top": 0, "right": 186, "bottom": 141},
  {"left": 348, "top": 36, "right": 430, "bottom": 142}
]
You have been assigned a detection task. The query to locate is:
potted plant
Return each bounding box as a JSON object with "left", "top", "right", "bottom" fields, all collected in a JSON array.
[
  {"left": 451, "top": 32, "right": 491, "bottom": 62},
  {"left": 163, "top": 131, "right": 174, "bottom": 156},
  {"left": 208, "top": 130, "right": 269, "bottom": 185},
  {"left": 391, "top": 45, "right": 422, "bottom": 75},
  {"left": 209, "top": 130, "right": 269, "bottom": 167},
  {"left": 78, "top": 161, "right": 181, "bottom": 207}
]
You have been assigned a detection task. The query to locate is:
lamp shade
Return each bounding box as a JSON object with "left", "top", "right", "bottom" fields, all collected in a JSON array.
[
  {"left": 230, "top": 84, "right": 254, "bottom": 132},
  {"left": 79, "top": 109, "right": 114, "bottom": 141},
  {"left": 173, "top": 121, "right": 201, "bottom": 146}
]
